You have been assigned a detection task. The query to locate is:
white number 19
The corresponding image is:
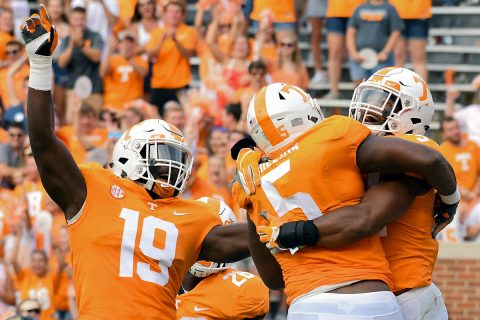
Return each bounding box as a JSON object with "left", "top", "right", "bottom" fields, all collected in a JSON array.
[{"left": 119, "top": 208, "right": 178, "bottom": 286}]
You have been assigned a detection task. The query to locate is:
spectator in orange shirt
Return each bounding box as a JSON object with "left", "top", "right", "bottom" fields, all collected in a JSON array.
[
  {"left": 389, "top": 0, "right": 431, "bottom": 80},
  {"left": 146, "top": 1, "right": 196, "bottom": 116},
  {"left": 101, "top": 31, "right": 148, "bottom": 112},
  {"left": 0, "top": 41, "right": 29, "bottom": 110},
  {"left": 0, "top": 10, "right": 14, "bottom": 68},
  {"left": 250, "top": 0, "right": 296, "bottom": 31},
  {"left": 56, "top": 104, "right": 108, "bottom": 164},
  {"left": 271, "top": 31, "right": 309, "bottom": 90},
  {"left": 237, "top": 60, "right": 268, "bottom": 121},
  {"left": 251, "top": 16, "right": 277, "bottom": 70},
  {"left": 207, "top": 155, "right": 233, "bottom": 207}
]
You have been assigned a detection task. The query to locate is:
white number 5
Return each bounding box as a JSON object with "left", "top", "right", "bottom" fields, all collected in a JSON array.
[
  {"left": 119, "top": 208, "right": 178, "bottom": 286},
  {"left": 261, "top": 160, "right": 322, "bottom": 219}
]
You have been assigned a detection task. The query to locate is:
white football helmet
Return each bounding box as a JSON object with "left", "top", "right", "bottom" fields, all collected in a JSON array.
[
  {"left": 247, "top": 83, "right": 324, "bottom": 154},
  {"left": 110, "top": 119, "right": 193, "bottom": 198},
  {"left": 189, "top": 197, "right": 237, "bottom": 278},
  {"left": 349, "top": 67, "right": 434, "bottom": 136}
]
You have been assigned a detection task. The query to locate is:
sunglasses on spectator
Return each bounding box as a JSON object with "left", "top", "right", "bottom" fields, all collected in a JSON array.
[
  {"left": 280, "top": 42, "right": 295, "bottom": 48},
  {"left": 6, "top": 49, "right": 19, "bottom": 55},
  {"left": 21, "top": 308, "right": 41, "bottom": 314}
]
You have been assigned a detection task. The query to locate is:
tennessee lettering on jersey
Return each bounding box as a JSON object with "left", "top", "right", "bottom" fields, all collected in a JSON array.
[
  {"left": 233, "top": 116, "right": 392, "bottom": 304},
  {"left": 176, "top": 268, "right": 269, "bottom": 320},
  {"left": 16, "top": 269, "right": 56, "bottom": 320},
  {"left": 381, "top": 134, "right": 439, "bottom": 292},
  {"left": 67, "top": 163, "right": 221, "bottom": 319}
]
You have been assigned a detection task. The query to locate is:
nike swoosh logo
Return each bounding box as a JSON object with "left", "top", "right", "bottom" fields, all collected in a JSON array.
[
  {"left": 194, "top": 306, "right": 210, "bottom": 312},
  {"left": 173, "top": 211, "right": 189, "bottom": 216}
]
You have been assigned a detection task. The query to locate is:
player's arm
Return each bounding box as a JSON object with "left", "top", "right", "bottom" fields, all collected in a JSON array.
[
  {"left": 23, "top": 6, "right": 86, "bottom": 219},
  {"left": 247, "top": 214, "right": 284, "bottom": 290},
  {"left": 356, "top": 135, "right": 457, "bottom": 196},
  {"left": 199, "top": 223, "right": 250, "bottom": 263}
]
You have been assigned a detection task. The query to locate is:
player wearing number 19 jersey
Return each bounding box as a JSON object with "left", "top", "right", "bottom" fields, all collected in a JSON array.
[{"left": 22, "top": 7, "right": 249, "bottom": 319}]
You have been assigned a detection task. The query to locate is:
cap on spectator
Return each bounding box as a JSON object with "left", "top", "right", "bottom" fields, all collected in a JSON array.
[{"left": 71, "top": 0, "right": 86, "bottom": 9}]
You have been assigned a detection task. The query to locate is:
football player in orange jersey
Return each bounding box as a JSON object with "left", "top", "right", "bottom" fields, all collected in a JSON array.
[
  {"left": 243, "top": 69, "right": 453, "bottom": 319},
  {"left": 231, "top": 82, "right": 458, "bottom": 319},
  {"left": 176, "top": 197, "right": 269, "bottom": 320},
  {"left": 21, "top": 7, "right": 249, "bottom": 319}
]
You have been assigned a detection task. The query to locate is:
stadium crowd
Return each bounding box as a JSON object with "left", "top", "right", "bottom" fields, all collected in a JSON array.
[{"left": 0, "top": 0, "right": 479, "bottom": 319}]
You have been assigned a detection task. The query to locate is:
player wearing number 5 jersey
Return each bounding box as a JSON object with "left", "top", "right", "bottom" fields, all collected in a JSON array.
[
  {"left": 232, "top": 82, "right": 458, "bottom": 319},
  {"left": 21, "top": 7, "right": 249, "bottom": 319},
  {"left": 176, "top": 197, "right": 269, "bottom": 320}
]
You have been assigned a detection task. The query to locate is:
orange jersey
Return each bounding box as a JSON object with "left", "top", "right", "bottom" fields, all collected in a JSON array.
[
  {"left": 56, "top": 126, "right": 108, "bottom": 163},
  {"left": 103, "top": 55, "right": 147, "bottom": 111},
  {"left": 326, "top": 0, "right": 364, "bottom": 18},
  {"left": 439, "top": 140, "right": 480, "bottom": 192},
  {"left": 13, "top": 180, "right": 47, "bottom": 218},
  {"left": 16, "top": 269, "right": 56, "bottom": 320},
  {"left": 271, "top": 64, "right": 309, "bottom": 90},
  {"left": 0, "top": 63, "right": 29, "bottom": 108},
  {"left": 233, "top": 116, "right": 392, "bottom": 304},
  {"left": 176, "top": 268, "right": 269, "bottom": 319},
  {"left": 250, "top": 0, "right": 296, "bottom": 23},
  {"left": 381, "top": 134, "right": 439, "bottom": 292},
  {"left": 389, "top": 0, "right": 432, "bottom": 19},
  {"left": 68, "top": 163, "right": 220, "bottom": 319},
  {"left": 0, "top": 32, "right": 14, "bottom": 62},
  {"left": 147, "top": 24, "right": 197, "bottom": 89}
]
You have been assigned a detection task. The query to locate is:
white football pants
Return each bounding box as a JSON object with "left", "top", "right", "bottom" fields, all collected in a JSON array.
[
  {"left": 288, "top": 291, "right": 404, "bottom": 319},
  {"left": 396, "top": 283, "right": 448, "bottom": 320}
]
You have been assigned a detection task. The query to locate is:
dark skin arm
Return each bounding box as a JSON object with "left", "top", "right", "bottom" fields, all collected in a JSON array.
[
  {"left": 312, "top": 175, "right": 430, "bottom": 248},
  {"left": 247, "top": 214, "right": 284, "bottom": 290},
  {"left": 356, "top": 135, "right": 457, "bottom": 196},
  {"left": 199, "top": 223, "right": 250, "bottom": 263},
  {"left": 27, "top": 89, "right": 86, "bottom": 220}
]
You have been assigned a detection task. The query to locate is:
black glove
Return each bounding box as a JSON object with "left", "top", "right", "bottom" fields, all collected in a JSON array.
[{"left": 432, "top": 193, "right": 459, "bottom": 238}]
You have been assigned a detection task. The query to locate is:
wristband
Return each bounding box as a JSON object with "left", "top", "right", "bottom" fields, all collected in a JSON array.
[
  {"left": 278, "top": 220, "right": 319, "bottom": 249},
  {"left": 28, "top": 54, "right": 52, "bottom": 91},
  {"left": 439, "top": 186, "right": 461, "bottom": 205}
]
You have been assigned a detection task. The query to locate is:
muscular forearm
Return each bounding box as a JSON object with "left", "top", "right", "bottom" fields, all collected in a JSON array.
[{"left": 199, "top": 223, "right": 250, "bottom": 263}]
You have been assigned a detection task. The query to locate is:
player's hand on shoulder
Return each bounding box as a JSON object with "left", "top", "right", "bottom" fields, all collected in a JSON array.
[
  {"left": 21, "top": 4, "right": 58, "bottom": 57},
  {"left": 257, "top": 211, "right": 290, "bottom": 254}
]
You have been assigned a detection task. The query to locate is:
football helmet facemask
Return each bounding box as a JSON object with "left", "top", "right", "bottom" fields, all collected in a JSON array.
[
  {"left": 110, "top": 119, "right": 193, "bottom": 198},
  {"left": 349, "top": 67, "right": 434, "bottom": 136}
]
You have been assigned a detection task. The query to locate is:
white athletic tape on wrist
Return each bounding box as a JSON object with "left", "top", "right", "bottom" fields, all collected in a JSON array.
[
  {"left": 439, "top": 186, "right": 460, "bottom": 205},
  {"left": 27, "top": 33, "right": 53, "bottom": 91}
]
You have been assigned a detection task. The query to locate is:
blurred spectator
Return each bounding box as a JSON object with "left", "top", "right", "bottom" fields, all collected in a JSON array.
[
  {"left": 346, "top": 0, "right": 403, "bottom": 87},
  {"left": 251, "top": 15, "right": 277, "bottom": 69},
  {"left": 121, "top": 106, "right": 145, "bottom": 130},
  {"left": 130, "top": 0, "right": 162, "bottom": 56},
  {"left": 324, "top": 0, "right": 364, "bottom": 99},
  {"left": 222, "top": 103, "right": 242, "bottom": 132},
  {"left": 0, "top": 41, "right": 29, "bottom": 110},
  {"left": 250, "top": 0, "right": 296, "bottom": 31},
  {"left": 390, "top": 0, "right": 431, "bottom": 80},
  {"left": 237, "top": 60, "right": 268, "bottom": 119},
  {"left": 306, "top": 0, "right": 328, "bottom": 85},
  {"left": 3, "top": 76, "right": 28, "bottom": 131},
  {"left": 51, "top": 226, "right": 73, "bottom": 320},
  {"left": 58, "top": 6, "right": 104, "bottom": 124},
  {"left": 445, "top": 86, "right": 480, "bottom": 146},
  {"left": 0, "top": 261, "right": 16, "bottom": 318},
  {"left": 271, "top": 31, "right": 309, "bottom": 90},
  {"left": 0, "top": 10, "right": 14, "bottom": 68},
  {"left": 207, "top": 155, "right": 233, "bottom": 207},
  {"left": 71, "top": 0, "right": 119, "bottom": 47},
  {"left": 16, "top": 299, "right": 42, "bottom": 320},
  {"left": 163, "top": 101, "right": 186, "bottom": 131},
  {"left": 56, "top": 104, "right": 108, "bottom": 164},
  {"left": 48, "top": 0, "right": 71, "bottom": 123},
  {"left": 0, "top": 1, "right": 29, "bottom": 40},
  {"left": 101, "top": 31, "right": 148, "bottom": 112},
  {"left": 439, "top": 117, "right": 480, "bottom": 227},
  {"left": 0, "top": 122, "right": 26, "bottom": 189},
  {"left": 0, "top": 106, "right": 8, "bottom": 143},
  {"left": 465, "top": 203, "right": 480, "bottom": 242},
  {"left": 146, "top": 1, "right": 196, "bottom": 116}
]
